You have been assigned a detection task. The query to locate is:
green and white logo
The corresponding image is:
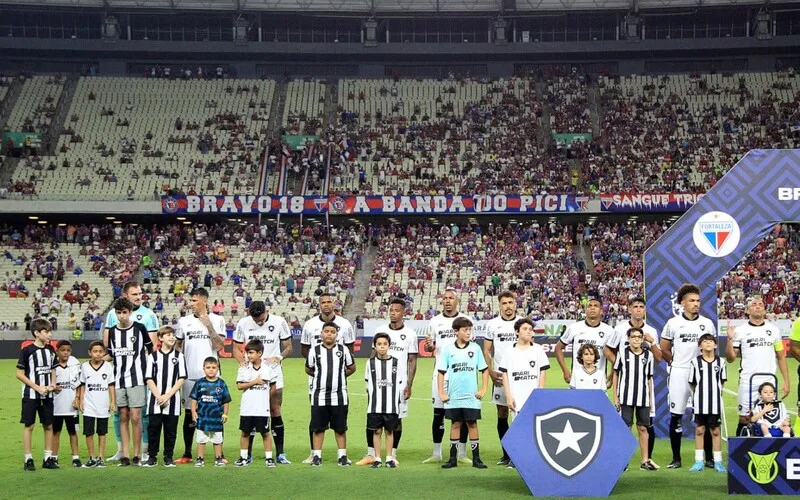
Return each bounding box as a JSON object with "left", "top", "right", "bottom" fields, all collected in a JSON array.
[{"left": 748, "top": 451, "right": 779, "bottom": 485}]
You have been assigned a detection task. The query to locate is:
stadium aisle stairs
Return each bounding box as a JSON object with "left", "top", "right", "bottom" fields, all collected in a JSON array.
[
  {"left": 536, "top": 81, "right": 553, "bottom": 148},
  {"left": 46, "top": 74, "right": 79, "bottom": 154},
  {"left": 345, "top": 244, "right": 377, "bottom": 317},
  {"left": 587, "top": 79, "right": 601, "bottom": 139},
  {"left": 267, "top": 80, "right": 287, "bottom": 138},
  {"left": 0, "top": 78, "right": 24, "bottom": 130}
]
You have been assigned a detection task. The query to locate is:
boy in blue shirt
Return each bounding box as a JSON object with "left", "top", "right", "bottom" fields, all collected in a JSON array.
[
  {"left": 190, "top": 357, "right": 231, "bottom": 467},
  {"left": 437, "top": 317, "right": 489, "bottom": 469}
]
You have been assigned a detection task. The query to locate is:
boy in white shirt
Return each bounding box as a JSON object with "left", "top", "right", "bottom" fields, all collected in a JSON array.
[
  {"left": 235, "top": 339, "right": 278, "bottom": 468},
  {"left": 79, "top": 341, "right": 116, "bottom": 468}
]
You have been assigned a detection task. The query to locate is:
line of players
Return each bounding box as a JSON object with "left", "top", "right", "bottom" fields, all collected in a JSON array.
[{"left": 19, "top": 280, "right": 795, "bottom": 470}]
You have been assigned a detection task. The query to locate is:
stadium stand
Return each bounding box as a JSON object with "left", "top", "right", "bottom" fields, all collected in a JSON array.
[{"left": 5, "top": 75, "right": 64, "bottom": 136}]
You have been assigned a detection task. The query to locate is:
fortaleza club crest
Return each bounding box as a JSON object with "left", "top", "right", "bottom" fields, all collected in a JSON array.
[
  {"left": 535, "top": 407, "right": 602, "bottom": 477},
  {"left": 327, "top": 196, "right": 347, "bottom": 215},
  {"left": 162, "top": 197, "right": 179, "bottom": 214},
  {"left": 692, "top": 211, "right": 741, "bottom": 258},
  {"left": 747, "top": 451, "right": 779, "bottom": 485}
]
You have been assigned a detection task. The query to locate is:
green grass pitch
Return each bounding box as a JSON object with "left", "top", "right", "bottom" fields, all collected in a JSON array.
[{"left": 2, "top": 357, "right": 797, "bottom": 499}]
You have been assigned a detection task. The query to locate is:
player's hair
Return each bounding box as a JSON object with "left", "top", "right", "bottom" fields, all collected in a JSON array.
[
  {"left": 114, "top": 297, "right": 135, "bottom": 312},
  {"left": 626, "top": 326, "right": 644, "bottom": 338},
  {"left": 389, "top": 297, "right": 407, "bottom": 309},
  {"left": 321, "top": 321, "right": 339, "bottom": 332},
  {"left": 576, "top": 344, "right": 599, "bottom": 366},
  {"left": 585, "top": 291, "right": 602, "bottom": 304},
  {"left": 514, "top": 317, "right": 535, "bottom": 332},
  {"left": 758, "top": 381, "right": 777, "bottom": 395},
  {"left": 373, "top": 332, "right": 390, "bottom": 347},
  {"left": 498, "top": 290, "right": 516, "bottom": 302},
  {"left": 628, "top": 296, "right": 646, "bottom": 306},
  {"left": 319, "top": 292, "right": 334, "bottom": 300},
  {"left": 746, "top": 295, "right": 764, "bottom": 307},
  {"left": 191, "top": 288, "right": 209, "bottom": 299},
  {"left": 249, "top": 300, "right": 267, "bottom": 317},
  {"left": 697, "top": 333, "right": 717, "bottom": 345},
  {"left": 157, "top": 326, "right": 175, "bottom": 339},
  {"left": 88, "top": 340, "right": 105, "bottom": 351},
  {"left": 56, "top": 339, "right": 72, "bottom": 349},
  {"left": 122, "top": 281, "right": 142, "bottom": 294},
  {"left": 245, "top": 339, "right": 264, "bottom": 353},
  {"left": 676, "top": 283, "right": 700, "bottom": 304},
  {"left": 452, "top": 317, "right": 473, "bottom": 331},
  {"left": 30, "top": 317, "right": 52, "bottom": 335},
  {"left": 203, "top": 356, "right": 219, "bottom": 366}
]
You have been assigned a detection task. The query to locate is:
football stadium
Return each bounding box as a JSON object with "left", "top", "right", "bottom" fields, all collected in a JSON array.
[{"left": 1, "top": 0, "right": 800, "bottom": 497}]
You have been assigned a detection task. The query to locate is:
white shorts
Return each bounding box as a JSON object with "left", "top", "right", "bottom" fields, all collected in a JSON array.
[
  {"left": 431, "top": 373, "right": 449, "bottom": 410},
  {"left": 667, "top": 366, "right": 693, "bottom": 415},
  {"left": 196, "top": 429, "right": 223, "bottom": 445},
  {"left": 738, "top": 374, "right": 775, "bottom": 416},
  {"left": 181, "top": 379, "right": 195, "bottom": 410},
  {"left": 271, "top": 364, "right": 284, "bottom": 390},
  {"left": 492, "top": 383, "right": 508, "bottom": 406}
]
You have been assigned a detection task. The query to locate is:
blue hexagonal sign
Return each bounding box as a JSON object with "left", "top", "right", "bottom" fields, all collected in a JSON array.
[{"left": 502, "top": 389, "right": 637, "bottom": 497}]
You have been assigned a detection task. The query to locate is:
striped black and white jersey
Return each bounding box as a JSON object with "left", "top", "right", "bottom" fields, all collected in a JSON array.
[
  {"left": 613, "top": 347, "right": 654, "bottom": 407},
  {"left": 365, "top": 356, "right": 403, "bottom": 415},
  {"left": 145, "top": 348, "right": 188, "bottom": 416},
  {"left": 301, "top": 314, "right": 355, "bottom": 394},
  {"left": 233, "top": 314, "right": 292, "bottom": 361},
  {"left": 372, "top": 322, "right": 418, "bottom": 386},
  {"left": 17, "top": 343, "right": 57, "bottom": 400},
  {"left": 688, "top": 355, "right": 727, "bottom": 416},
  {"left": 307, "top": 343, "right": 355, "bottom": 406},
  {"left": 108, "top": 322, "right": 153, "bottom": 388},
  {"left": 54, "top": 356, "right": 82, "bottom": 416},
  {"left": 79, "top": 360, "right": 115, "bottom": 418}
]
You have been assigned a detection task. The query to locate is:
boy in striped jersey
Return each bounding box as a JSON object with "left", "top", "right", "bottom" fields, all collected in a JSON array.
[
  {"left": 106, "top": 297, "right": 153, "bottom": 467},
  {"left": 16, "top": 318, "right": 58, "bottom": 471},
  {"left": 365, "top": 333, "right": 403, "bottom": 469},
  {"left": 305, "top": 322, "right": 356, "bottom": 467},
  {"left": 612, "top": 327, "right": 656, "bottom": 471},
  {"left": 688, "top": 334, "right": 727, "bottom": 473},
  {"left": 143, "top": 326, "right": 187, "bottom": 468}
]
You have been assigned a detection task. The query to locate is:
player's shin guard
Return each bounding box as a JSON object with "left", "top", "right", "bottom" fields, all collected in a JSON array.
[
  {"left": 497, "top": 418, "right": 509, "bottom": 459},
  {"left": 272, "top": 416, "right": 285, "bottom": 456},
  {"left": 432, "top": 409, "right": 445, "bottom": 444},
  {"left": 669, "top": 414, "right": 683, "bottom": 462},
  {"left": 182, "top": 413, "right": 195, "bottom": 458}
]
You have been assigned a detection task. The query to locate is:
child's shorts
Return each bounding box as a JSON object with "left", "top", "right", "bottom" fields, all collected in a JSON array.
[{"left": 196, "top": 429, "right": 223, "bottom": 445}]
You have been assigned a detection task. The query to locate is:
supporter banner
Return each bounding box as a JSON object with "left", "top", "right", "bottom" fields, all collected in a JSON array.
[
  {"left": 161, "top": 194, "right": 588, "bottom": 215},
  {"left": 644, "top": 149, "right": 800, "bottom": 440},
  {"left": 2, "top": 131, "right": 43, "bottom": 148},
  {"left": 728, "top": 437, "right": 800, "bottom": 494},
  {"left": 599, "top": 192, "right": 704, "bottom": 212},
  {"left": 504, "top": 389, "right": 637, "bottom": 497},
  {"left": 553, "top": 133, "right": 592, "bottom": 145},
  {"left": 281, "top": 134, "right": 319, "bottom": 150}
]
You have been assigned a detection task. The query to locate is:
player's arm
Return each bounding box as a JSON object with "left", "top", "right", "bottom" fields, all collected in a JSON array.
[
  {"left": 405, "top": 353, "right": 418, "bottom": 399},
  {"left": 279, "top": 337, "right": 293, "bottom": 359},
  {"left": 539, "top": 366, "right": 548, "bottom": 389},
  {"left": 659, "top": 338, "right": 673, "bottom": 365},
  {"left": 102, "top": 327, "right": 114, "bottom": 362},
  {"left": 222, "top": 402, "right": 229, "bottom": 424},
  {"left": 648, "top": 375, "right": 655, "bottom": 413},
  {"left": 437, "top": 370, "right": 449, "bottom": 403},
  {"left": 233, "top": 341, "right": 245, "bottom": 366},
  {"left": 647, "top": 341, "right": 663, "bottom": 363},
  {"left": 238, "top": 378, "right": 263, "bottom": 390},
  {"left": 148, "top": 331, "right": 158, "bottom": 353},
  {"left": 345, "top": 342, "right": 355, "bottom": 356},
  {"left": 190, "top": 398, "right": 199, "bottom": 422},
  {"left": 305, "top": 351, "right": 315, "bottom": 376},
  {"left": 776, "top": 344, "right": 791, "bottom": 399},
  {"left": 476, "top": 366, "right": 489, "bottom": 399},
  {"left": 482, "top": 339, "right": 500, "bottom": 384},
  {"left": 724, "top": 320, "right": 738, "bottom": 363},
  {"left": 611, "top": 369, "right": 620, "bottom": 409},
  {"left": 603, "top": 345, "right": 617, "bottom": 367},
  {"left": 501, "top": 369, "right": 515, "bottom": 411},
  {"left": 554, "top": 340, "right": 571, "bottom": 383},
  {"left": 108, "top": 383, "right": 116, "bottom": 414},
  {"left": 15, "top": 367, "right": 48, "bottom": 397}
]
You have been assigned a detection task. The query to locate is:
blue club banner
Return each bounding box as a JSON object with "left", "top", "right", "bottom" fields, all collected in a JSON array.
[
  {"left": 644, "top": 150, "right": 800, "bottom": 438},
  {"left": 728, "top": 437, "right": 800, "bottom": 494},
  {"left": 502, "top": 389, "right": 636, "bottom": 497}
]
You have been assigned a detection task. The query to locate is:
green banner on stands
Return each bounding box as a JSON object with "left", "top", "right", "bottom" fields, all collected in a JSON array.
[
  {"left": 552, "top": 133, "right": 592, "bottom": 145},
  {"left": 282, "top": 135, "right": 319, "bottom": 150},
  {"left": 2, "top": 132, "right": 43, "bottom": 148}
]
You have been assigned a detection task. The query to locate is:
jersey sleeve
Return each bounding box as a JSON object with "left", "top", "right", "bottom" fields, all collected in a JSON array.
[
  {"left": 174, "top": 320, "right": 185, "bottom": 340},
  {"left": 720, "top": 359, "right": 727, "bottom": 383},
  {"left": 791, "top": 319, "right": 800, "bottom": 343},
  {"left": 305, "top": 348, "right": 315, "bottom": 370},
  {"left": 706, "top": 319, "right": 717, "bottom": 337},
  {"left": 364, "top": 360, "right": 372, "bottom": 383},
  {"left": 779, "top": 402, "right": 789, "bottom": 423},
  {"left": 140, "top": 325, "right": 154, "bottom": 352},
  {"left": 143, "top": 311, "right": 159, "bottom": 333},
  {"left": 613, "top": 350, "right": 623, "bottom": 372},
  {"left": 436, "top": 347, "right": 449, "bottom": 373},
  {"left": 278, "top": 319, "right": 292, "bottom": 341},
  {"left": 341, "top": 322, "right": 356, "bottom": 345},
  {"left": 177, "top": 353, "right": 187, "bottom": 379},
  {"left": 300, "top": 324, "right": 312, "bottom": 346},
  {"left": 16, "top": 346, "right": 29, "bottom": 371},
  {"left": 104, "top": 363, "right": 115, "bottom": 386},
  {"left": 606, "top": 330, "right": 621, "bottom": 350},
  {"left": 408, "top": 333, "right": 419, "bottom": 355},
  {"left": 539, "top": 348, "right": 551, "bottom": 371},
  {"left": 484, "top": 324, "right": 496, "bottom": 341},
  {"left": 233, "top": 319, "right": 246, "bottom": 344},
  {"left": 688, "top": 358, "right": 698, "bottom": 385},
  {"left": 189, "top": 380, "right": 200, "bottom": 400},
  {"left": 104, "top": 309, "right": 118, "bottom": 330},
  {"left": 476, "top": 345, "right": 488, "bottom": 371},
  {"left": 344, "top": 346, "right": 355, "bottom": 367},
  {"left": 661, "top": 320, "right": 674, "bottom": 342},
  {"left": 559, "top": 324, "right": 575, "bottom": 345},
  {"left": 78, "top": 364, "right": 86, "bottom": 387},
  {"left": 214, "top": 316, "right": 226, "bottom": 337},
  {"left": 145, "top": 354, "right": 154, "bottom": 381},
  {"left": 731, "top": 325, "right": 742, "bottom": 349},
  {"left": 774, "top": 336, "right": 785, "bottom": 353},
  {"left": 645, "top": 353, "right": 654, "bottom": 378},
  {"left": 220, "top": 381, "right": 232, "bottom": 405},
  {"left": 236, "top": 366, "right": 249, "bottom": 384}
]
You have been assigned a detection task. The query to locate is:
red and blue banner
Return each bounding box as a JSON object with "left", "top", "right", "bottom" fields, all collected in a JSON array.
[
  {"left": 599, "top": 192, "right": 704, "bottom": 212},
  {"left": 162, "top": 194, "right": 588, "bottom": 215}
]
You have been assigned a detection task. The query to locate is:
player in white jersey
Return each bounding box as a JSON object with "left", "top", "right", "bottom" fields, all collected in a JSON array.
[
  {"left": 659, "top": 283, "right": 716, "bottom": 469},
  {"left": 603, "top": 296, "right": 662, "bottom": 469},
  {"left": 52, "top": 340, "right": 82, "bottom": 468},
  {"left": 233, "top": 300, "right": 294, "bottom": 464},
  {"left": 300, "top": 293, "right": 355, "bottom": 464},
  {"left": 555, "top": 292, "right": 614, "bottom": 387},
  {"left": 482, "top": 291, "right": 525, "bottom": 466},
  {"left": 422, "top": 289, "right": 472, "bottom": 464},
  {"left": 356, "top": 297, "right": 418, "bottom": 466},
  {"left": 724, "top": 296, "right": 790, "bottom": 436},
  {"left": 174, "top": 288, "right": 226, "bottom": 464},
  {"left": 499, "top": 318, "right": 549, "bottom": 418}
]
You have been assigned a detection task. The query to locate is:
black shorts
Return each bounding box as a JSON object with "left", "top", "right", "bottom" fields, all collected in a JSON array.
[
  {"left": 445, "top": 407, "right": 481, "bottom": 422},
  {"left": 240, "top": 416, "right": 271, "bottom": 435},
  {"left": 310, "top": 405, "right": 348, "bottom": 434},
  {"left": 694, "top": 413, "right": 721, "bottom": 428},
  {"left": 620, "top": 405, "right": 651, "bottom": 427},
  {"left": 20, "top": 398, "right": 54, "bottom": 427},
  {"left": 367, "top": 413, "right": 399, "bottom": 432},
  {"left": 53, "top": 415, "right": 79, "bottom": 435},
  {"left": 83, "top": 416, "right": 109, "bottom": 437}
]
